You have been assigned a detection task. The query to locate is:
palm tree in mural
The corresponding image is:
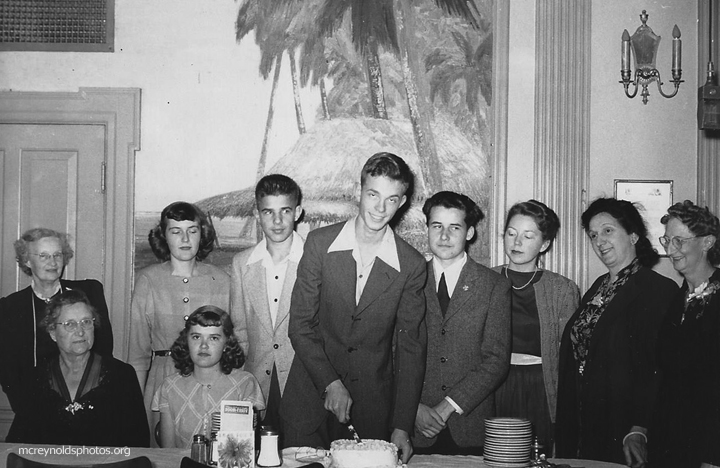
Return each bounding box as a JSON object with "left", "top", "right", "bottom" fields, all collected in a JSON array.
[
  {"left": 311, "top": 0, "right": 484, "bottom": 195},
  {"left": 425, "top": 28, "right": 493, "bottom": 156},
  {"left": 236, "top": 0, "right": 308, "bottom": 180}
]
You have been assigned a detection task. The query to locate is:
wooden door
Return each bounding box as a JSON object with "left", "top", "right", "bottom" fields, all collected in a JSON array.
[{"left": 0, "top": 123, "right": 107, "bottom": 440}]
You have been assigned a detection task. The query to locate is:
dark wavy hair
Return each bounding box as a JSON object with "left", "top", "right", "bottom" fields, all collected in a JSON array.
[
  {"left": 422, "top": 191, "right": 484, "bottom": 244},
  {"left": 148, "top": 202, "right": 216, "bottom": 262},
  {"left": 255, "top": 174, "right": 302, "bottom": 207},
  {"left": 41, "top": 289, "right": 101, "bottom": 333},
  {"left": 170, "top": 305, "right": 244, "bottom": 376},
  {"left": 360, "top": 152, "right": 414, "bottom": 196},
  {"left": 581, "top": 197, "right": 659, "bottom": 268},
  {"left": 504, "top": 199, "right": 561, "bottom": 255},
  {"left": 14, "top": 228, "right": 74, "bottom": 276},
  {"left": 661, "top": 200, "right": 720, "bottom": 265}
]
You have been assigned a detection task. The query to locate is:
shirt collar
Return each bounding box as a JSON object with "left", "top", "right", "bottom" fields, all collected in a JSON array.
[
  {"left": 328, "top": 216, "right": 401, "bottom": 272},
  {"left": 432, "top": 252, "right": 467, "bottom": 278},
  {"left": 246, "top": 231, "right": 305, "bottom": 267}
]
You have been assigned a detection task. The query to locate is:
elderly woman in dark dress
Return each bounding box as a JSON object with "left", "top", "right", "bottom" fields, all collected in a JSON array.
[
  {"left": 556, "top": 198, "right": 678, "bottom": 467},
  {"left": 7, "top": 289, "right": 148, "bottom": 446},
  {"left": 0, "top": 228, "right": 113, "bottom": 412},
  {"left": 650, "top": 201, "right": 720, "bottom": 468}
]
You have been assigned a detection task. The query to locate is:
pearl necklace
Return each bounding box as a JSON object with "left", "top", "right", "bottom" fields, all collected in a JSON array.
[{"left": 504, "top": 266, "right": 538, "bottom": 290}]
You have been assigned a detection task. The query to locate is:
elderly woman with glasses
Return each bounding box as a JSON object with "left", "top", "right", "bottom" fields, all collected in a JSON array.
[
  {"left": 6, "top": 289, "right": 148, "bottom": 447},
  {"left": 0, "top": 228, "right": 113, "bottom": 412},
  {"left": 649, "top": 201, "right": 720, "bottom": 468}
]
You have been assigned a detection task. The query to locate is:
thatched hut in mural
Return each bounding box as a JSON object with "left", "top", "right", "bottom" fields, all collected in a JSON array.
[{"left": 197, "top": 115, "right": 491, "bottom": 263}]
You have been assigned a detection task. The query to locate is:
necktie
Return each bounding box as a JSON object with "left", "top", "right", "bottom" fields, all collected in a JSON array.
[{"left": 438, "top": 272, "right": 450, "bottom": 316}]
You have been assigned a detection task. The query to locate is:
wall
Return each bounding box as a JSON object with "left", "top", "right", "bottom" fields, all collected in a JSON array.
[
  {"left": 0, "top": 0, "right": 701, "bottom": 287},
  {"left": 506, "top": 0, "right": 698, "bottom": 287},
  {"left": 0, "top": 1, "right": 318, "bottom": 213}
]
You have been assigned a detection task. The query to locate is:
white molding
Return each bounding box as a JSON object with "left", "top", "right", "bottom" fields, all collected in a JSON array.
[{"left": 534, "top": 0, "right": 592, "bottom": 290}]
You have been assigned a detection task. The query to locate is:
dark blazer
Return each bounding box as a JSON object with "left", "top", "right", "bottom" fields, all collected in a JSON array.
[
  {"left": 7, "top": 353, "right": 149, "bottom": 447},
  {"left": 413, "top": 257, "right": 511, "bottom": 448},
  {"left": 555, "top": 266, "right": 678, "bottom": 464},
  {"left": 0, "top": 279, "right": 113, "bottom": 411},
  {"left": 280, "top": 221, "right": 427, "bottom": 439}
]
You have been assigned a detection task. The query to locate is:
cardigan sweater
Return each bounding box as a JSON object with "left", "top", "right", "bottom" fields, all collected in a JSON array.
[{"left": 493, "top": 266, "right": 580, "bottom": 422}]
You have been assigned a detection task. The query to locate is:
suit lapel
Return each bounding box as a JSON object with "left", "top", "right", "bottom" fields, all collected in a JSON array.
[
  {"left": 588, "top": 272, "right": 641, "bottom": 351},
  {"left": 444, "top": 261, "right": 477, "bottom": 321},
  {"left": 327, "top": 250, "right": 358, "bottom": 315},
  {"left": 356, "top": 258, "right": 399, "bottom": 315},
  {"left": 244, "top": 261, "right": 274, "bottom": 335},
  {"left": 274, "top": 260, "right": 298, "bottom": 330}
]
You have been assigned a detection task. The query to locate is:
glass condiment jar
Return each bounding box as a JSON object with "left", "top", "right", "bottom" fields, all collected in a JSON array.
[{"left": 191, "top": 434, "right": 208, "bottom": 464}]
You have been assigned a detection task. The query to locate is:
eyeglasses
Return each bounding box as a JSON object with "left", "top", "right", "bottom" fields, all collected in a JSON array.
[
  {"left": 55, "top": 318, "right": 95, "bottom": 332},
  {"left": 29, "top": 252, "right": 64, "bottom": 263},
  {"left": 658, "top": 235, "right": 699, "bottom": 250}
]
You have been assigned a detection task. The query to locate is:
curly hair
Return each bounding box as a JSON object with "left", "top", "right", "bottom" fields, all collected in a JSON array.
[
  {"left": 504, "top": 199, "right": 561, "bottom": 255},
  {"left": 148, "top": 202, "right": 217, "bottom": 262},
  {"left": 170, "top": 305, "right": 245, "bottom": 376},
  {"left": 661, "top": 200, "right": 720, "bottom": 265},
  {"left": 581, "top": 197, "right": 659, "bottom": 268},
  {"left": 14, "top": 228, "right": 74, "bottom": 277},
  {"left": 41, "top": 289, "right": 101, "bottom": 333}
]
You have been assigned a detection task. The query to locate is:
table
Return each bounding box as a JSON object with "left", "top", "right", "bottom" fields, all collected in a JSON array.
[{"left": 0, "top": 444, "right": 624, "bottom": 468}]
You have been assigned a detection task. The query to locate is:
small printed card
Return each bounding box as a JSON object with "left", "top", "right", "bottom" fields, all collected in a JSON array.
[
  {"left": 212, "top": 401, "right": 255, "bottom": 468},
  {"left": 220, "top": 400, "right": 254, "bottom": 432}
]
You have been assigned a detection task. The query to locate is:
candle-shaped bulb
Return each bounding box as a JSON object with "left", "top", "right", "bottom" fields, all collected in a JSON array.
[
  {"left": 621, "top": 29, "right": 631, "bottom": 72},
  {"left": 672, "top": 25, "right": 681, "bottom": 71}
]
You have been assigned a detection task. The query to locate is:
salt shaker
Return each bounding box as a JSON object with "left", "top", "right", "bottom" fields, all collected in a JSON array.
[
  {"left": 256, "top": 427, "right": 282, "bottom": 467},
  {"left": 191, "top": 434, "right": 208, "bottom": 464}
]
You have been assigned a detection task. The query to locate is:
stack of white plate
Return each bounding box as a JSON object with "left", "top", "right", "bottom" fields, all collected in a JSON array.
[{"left": 483, "top": 417, "right": 533, "bottom": 468}]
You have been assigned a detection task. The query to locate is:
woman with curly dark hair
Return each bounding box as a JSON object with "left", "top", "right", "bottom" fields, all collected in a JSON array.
[
  {"left": 153, "top": 306, "right": 264, "bottom": 448},
  {"left": 650, "top": 201, "right": 720, "bottom": 468},
  {"left": 128, "top": 202, "right": 230, "bottom": 440},
  {"left": 556, "top": 198, "right": 678, "bottom": 466}
]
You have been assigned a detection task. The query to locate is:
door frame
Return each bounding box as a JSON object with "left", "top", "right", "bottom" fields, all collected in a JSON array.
[{"left": 0, "top": 87, "right": 140, "bottom": 361}]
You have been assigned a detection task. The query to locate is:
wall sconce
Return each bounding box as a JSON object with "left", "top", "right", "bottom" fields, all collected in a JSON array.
[{"left": 620, "top": 10, "right": 683, "bottom": 105}]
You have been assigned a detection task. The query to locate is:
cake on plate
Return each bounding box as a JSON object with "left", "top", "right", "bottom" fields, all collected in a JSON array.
[{"left": 330, "top": 439, "right": 399, "bottom": 468}]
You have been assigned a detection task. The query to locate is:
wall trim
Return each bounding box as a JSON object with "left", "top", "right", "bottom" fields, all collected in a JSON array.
[
  {"left": 0, "top": 88, "right": 141, "bottom": 361},
  {"left": 491, "top": 0, "right": 511, "bottom": 267},
  {"left": 534, "top": 0, "right": 592, "bottom": 290}
]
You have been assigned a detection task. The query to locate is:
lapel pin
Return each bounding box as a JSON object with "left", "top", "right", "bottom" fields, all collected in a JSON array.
[{"left": 462, "top": 285, "right": 469, "bottom": 291}]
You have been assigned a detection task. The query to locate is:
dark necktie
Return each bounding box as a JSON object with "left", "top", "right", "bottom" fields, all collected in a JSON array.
[{"left": 438, "top": 272, "right": 450, "bottom": 316}]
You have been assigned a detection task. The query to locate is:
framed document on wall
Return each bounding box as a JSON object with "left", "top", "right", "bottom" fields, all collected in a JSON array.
[{"left": 614, "top": 179, "right": 674, "bottom": 254}]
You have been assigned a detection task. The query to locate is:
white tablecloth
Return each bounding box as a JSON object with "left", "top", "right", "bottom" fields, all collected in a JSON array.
[{"left": 0, "top": 444, "right": 624, "bottom": 468}]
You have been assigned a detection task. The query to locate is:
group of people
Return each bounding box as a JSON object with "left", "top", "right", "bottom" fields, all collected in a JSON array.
[{"left": 0, "top": 151, "right": 718, "bottom": 468}]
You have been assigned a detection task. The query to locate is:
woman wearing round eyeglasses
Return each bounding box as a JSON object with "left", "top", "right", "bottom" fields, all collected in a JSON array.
[
  {"left": 0, "top": 228, "right": 113, "bottom": 413},
  {"left": 649, "top": 201, "right": 720, "bottom": 468},
  {"left": 6, "top": 289, "right": 148, "bottom": 446}
]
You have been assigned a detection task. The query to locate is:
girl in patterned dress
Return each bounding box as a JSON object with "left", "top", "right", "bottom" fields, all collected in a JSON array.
[{"left": 154, "top": 305, "right": 264, "bottom": 448}]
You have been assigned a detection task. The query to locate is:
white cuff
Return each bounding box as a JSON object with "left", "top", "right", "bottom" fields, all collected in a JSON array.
[
  {"left": 444, "top": 396, "right": 463, "bottom": 415},
  {"left": 622, "top": 431, "right": 647, "bottom": 445}
]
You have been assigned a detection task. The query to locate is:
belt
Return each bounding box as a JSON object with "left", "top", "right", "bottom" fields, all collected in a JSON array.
[{"left": 153, "top": 350, "right": 172, "bottom": 357}]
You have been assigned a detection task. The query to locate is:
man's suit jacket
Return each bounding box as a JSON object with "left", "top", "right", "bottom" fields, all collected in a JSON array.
[
  {"left": 280, "top": 221, "right": 427, "bottom": 439},
  {"left": 0, "top": 279, "right": 113, "bottom": 411},
  {"left": 230, "top": 246, "right": 298, "bottom": 400},
  {"left": 414, "top": 257, "right": 511, "bottom": 448}
]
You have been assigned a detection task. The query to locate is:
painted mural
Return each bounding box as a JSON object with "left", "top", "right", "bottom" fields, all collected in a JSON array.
[{"left": 134, "top": 0, "right": 494, "bottom": 273}]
